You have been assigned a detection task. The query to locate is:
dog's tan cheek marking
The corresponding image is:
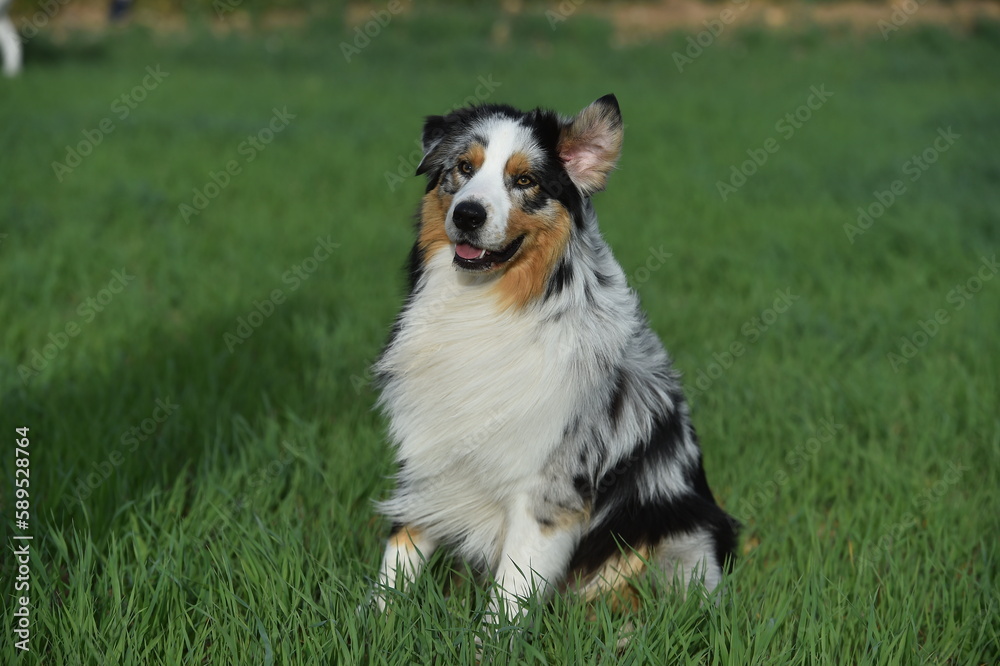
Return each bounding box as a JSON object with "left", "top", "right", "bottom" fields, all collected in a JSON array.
[
  {"left": 419, "top": 187, "right": 453, "bottom": 265},
  {"left": 494, "top": 204, "right": 571, "bottom": 311}
]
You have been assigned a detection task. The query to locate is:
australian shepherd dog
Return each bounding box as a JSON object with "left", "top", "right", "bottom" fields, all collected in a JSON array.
[{"left": 372, "top": 95, "right": 738, "bottom": 624}]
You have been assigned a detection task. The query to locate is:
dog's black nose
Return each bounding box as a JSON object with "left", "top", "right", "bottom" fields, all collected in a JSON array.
[{"left": 452, "top": 201, "right": 487, "bottom": 232}]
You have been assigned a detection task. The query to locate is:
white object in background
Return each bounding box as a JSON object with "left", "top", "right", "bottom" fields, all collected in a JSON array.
[{"left": 0, "top": 0, "right": 22, "bottom": 77}]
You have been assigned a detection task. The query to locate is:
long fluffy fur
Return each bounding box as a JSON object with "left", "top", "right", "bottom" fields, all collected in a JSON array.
[{"left": 372, "top": 95, "right": 738, "bottom": 621}]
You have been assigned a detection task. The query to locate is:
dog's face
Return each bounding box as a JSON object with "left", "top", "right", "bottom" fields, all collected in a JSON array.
[{"left": 414, "top": 96, "right": 623, "bottom": 308}]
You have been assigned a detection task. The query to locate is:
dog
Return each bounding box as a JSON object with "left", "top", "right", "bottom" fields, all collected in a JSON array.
[
  {"left": 372, "top": 95, "right": 738, "bottom": 624},
  {"left": 0, "top": 0, "right": 22, "bottom": 78}
]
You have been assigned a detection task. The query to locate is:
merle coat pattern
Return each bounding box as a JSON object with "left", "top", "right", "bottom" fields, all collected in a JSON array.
[{"left": 372, "top": 95, "right": 738, "bottom": 622}]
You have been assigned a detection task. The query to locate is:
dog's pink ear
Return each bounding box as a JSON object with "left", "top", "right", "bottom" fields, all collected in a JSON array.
[{"left": 557, "top": 94, "right": 623, "bottom": 195}]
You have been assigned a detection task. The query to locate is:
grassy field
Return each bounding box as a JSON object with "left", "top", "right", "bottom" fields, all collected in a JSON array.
[{"left": 1, "top": 6, "right": 999, "bottom": 664}]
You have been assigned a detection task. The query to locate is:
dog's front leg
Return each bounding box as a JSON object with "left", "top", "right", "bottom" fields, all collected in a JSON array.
[
  {"left": 487, "top": 499, "right": 582, "bottom": 624},
  {"left": 374, "top": 524, "right": 437, "bottom": 612}
]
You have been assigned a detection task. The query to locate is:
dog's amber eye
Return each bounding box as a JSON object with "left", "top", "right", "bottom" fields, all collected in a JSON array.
[
  {"left": 515, "top": 174, "right": 535, "bottom": 188},
  {"left": 459, "top": 161, "right": 474, "bottom": 175}
]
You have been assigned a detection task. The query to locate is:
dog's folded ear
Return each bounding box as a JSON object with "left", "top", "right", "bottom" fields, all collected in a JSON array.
[
  {"left": 416, "top": 115, "right": 448, "bottom": 177},
  {"left": 557, "top": 94, "right": 624, "bottom": 195}
]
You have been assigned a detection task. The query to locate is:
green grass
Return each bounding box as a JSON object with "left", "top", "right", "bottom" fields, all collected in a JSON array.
[{"left": 2, "top": 8, "right": 999, "bottom": 665}]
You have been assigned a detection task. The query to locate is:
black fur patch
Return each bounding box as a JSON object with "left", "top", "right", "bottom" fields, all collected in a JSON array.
[
  {"left": 406, "top": 241, "right": 425, "bottom": 293},
  {"left": 545, "top": 258, "right": 574, "bottom": 300},
  {"left": 573, "top": 473, "right": 593, "bottom": 502},
  {"left": 568, "top": 409, "right": 737, "bottom": 575},
  {"left": 607, "top": 371, "right": 627, "bottom": 429}
]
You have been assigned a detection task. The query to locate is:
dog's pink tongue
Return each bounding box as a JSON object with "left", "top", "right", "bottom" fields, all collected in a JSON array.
[{"left": 455, "top": 243, "right": 484, "bottom": 260}]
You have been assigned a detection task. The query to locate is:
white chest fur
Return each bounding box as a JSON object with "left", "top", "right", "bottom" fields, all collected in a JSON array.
[{"left": 377, "top": 249, "right": 588, "bottom": 511}]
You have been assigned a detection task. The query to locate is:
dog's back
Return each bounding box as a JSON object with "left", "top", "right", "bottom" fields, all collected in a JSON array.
[{"left": 374, "top": 95, "right": 737, "bottom": 621}]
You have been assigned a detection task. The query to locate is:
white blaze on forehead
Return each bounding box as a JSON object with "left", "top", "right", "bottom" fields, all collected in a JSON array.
[
  {"left": 476, "top": 117, "right": 538, "bottom": 175},
  {"left": 447, "top": 118, "right": 539, "bottom": 249}
]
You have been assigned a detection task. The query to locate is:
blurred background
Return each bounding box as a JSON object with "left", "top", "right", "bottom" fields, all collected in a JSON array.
[{"left": 1, "top": 1, "right": 998, "bottom": 663}]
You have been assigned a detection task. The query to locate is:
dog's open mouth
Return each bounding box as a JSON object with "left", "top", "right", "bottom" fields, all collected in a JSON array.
[{"left": 453, "top": 235, "right": 525, "bottom": 271}]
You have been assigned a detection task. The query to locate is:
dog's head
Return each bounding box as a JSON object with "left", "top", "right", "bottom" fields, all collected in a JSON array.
[{"left": 414, "top": 95, "right": 623, "bottom": 307}]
